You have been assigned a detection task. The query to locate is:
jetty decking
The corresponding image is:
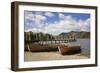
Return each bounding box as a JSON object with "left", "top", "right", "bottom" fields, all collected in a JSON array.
[{"left": 25, "top": 38, "right": 76, "bottom": 45}]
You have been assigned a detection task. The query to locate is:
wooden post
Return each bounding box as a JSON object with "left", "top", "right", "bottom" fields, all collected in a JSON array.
[
  {"left": 27, "top": 44, "right": 31, "bottom": 52},
  {"left": 50, "top": 34, "right": 52, "bottom": 44},
  {"left": 29, "top": 32, "right": 31, "bottom": 41}
]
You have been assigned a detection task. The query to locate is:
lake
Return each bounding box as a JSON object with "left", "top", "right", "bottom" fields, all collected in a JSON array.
[{"left": 68, "top": 39, "right": 90, "bottom": 57}]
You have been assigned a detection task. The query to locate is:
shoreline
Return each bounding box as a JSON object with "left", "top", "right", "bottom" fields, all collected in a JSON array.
[{"left": 24, "top": 51, "right": 89, "bottom": 61}]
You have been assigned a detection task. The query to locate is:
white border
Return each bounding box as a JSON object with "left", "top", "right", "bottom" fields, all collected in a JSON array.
[{"left": 18, "top": 5, "right": 96, "bottom": 68}]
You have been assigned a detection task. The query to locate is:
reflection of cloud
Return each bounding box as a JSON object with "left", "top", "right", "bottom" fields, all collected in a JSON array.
[{"left": 25, "top": 12, "right": 90, "bottom": 35}]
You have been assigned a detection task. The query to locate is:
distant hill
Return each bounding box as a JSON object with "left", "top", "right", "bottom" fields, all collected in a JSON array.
[{"left": 59, "top": 31, "right": 90, "bottom": 38}]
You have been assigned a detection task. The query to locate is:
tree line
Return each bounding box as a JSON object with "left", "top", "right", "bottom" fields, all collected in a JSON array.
[{"left": 24, "top": 31, "right": 55, "bottom": 41}]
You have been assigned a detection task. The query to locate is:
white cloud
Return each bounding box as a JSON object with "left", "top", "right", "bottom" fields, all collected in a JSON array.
[
  {"left": 43, "top": 16, "right": 90, "bottom": 35},
  {"left": 64, "top": 15, "right": 73, "bottom": 20},
  {"left": 25, "top": 12, "right": 90, "bottom": 35},
  {"left": 58, "top": 13, "right": 73, "bottom": 21},
  {"left": 58, "top": 13, "right": 65, "bottom": 19},
  {"left": 24, "top": 12, "right": 35, "bottom": 31},
  {"left": 45, "top": 12, "right": 54, "bottom": 17},
  {"left": 34, "top": 14, "right": 47, "bottom": 29},
  {"left": 35, "top": 15, "right": 46, "bottom": 22},
  {"left": 35, "top": 12, "right": 43, "bottom": 15},
  {"left": 25, "top": 11, "right": 35, "bottom": 21},
  {"left": 25, "top": 11, "right": 47, "bottom": 31},
  {"left": 43, "top": 19, "right": 77, "bottom": 35},
  {"left": 78, "top": 18, "right": 90, "bottom": 31}
]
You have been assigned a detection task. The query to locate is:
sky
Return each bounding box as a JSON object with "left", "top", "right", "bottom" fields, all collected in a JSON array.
[{"left": 24, "top": 11, "right": 90, "bottom": 35}]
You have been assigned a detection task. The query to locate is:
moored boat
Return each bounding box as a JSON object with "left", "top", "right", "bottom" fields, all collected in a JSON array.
[{"left": 58, "top": 45, "right": 81, "bottom": 55}]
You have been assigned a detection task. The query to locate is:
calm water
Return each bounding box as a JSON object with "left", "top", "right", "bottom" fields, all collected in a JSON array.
[{"left": 68, "top": 39, "right": 90, "bottom": 57}]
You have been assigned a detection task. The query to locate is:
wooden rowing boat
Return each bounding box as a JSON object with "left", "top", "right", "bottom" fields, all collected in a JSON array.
[
  {"left": 25, "top": 43, "right": 81, "bottom": 55},
  {"left": 58, "top": 45, "right": 81, "bottom": 55}
]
